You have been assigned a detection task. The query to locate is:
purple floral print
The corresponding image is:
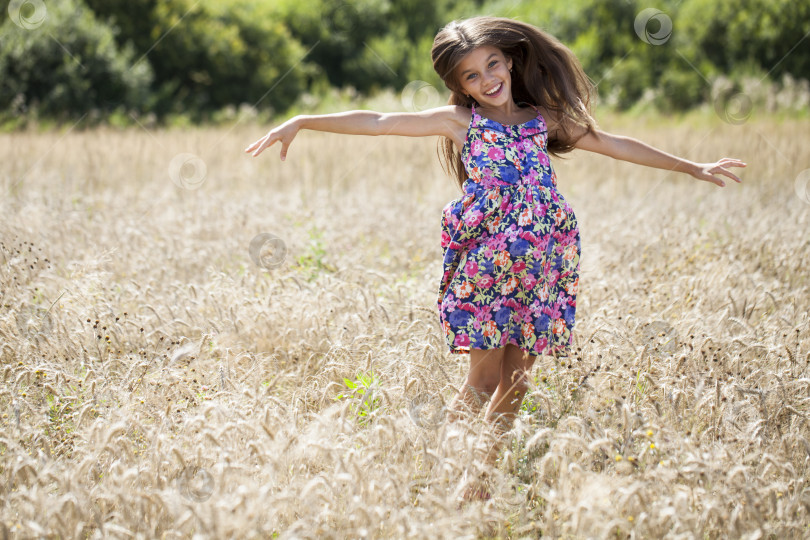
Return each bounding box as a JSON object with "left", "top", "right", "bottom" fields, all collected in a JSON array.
[{"left": 438, "top": 104, "right": 581, "bottom": 358}]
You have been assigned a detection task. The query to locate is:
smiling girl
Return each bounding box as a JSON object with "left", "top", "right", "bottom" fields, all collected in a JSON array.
[{"left": 245, "top": 15, "right": 745, "bottom": 500}]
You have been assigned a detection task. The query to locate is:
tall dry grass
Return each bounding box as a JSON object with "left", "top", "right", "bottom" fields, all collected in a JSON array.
[{"left": 1, "top": 111, "right": 809, "bottom": 538}]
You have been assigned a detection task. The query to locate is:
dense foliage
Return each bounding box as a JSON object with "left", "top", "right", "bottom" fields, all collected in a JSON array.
[{"left": 0, "top": 0, "right": 808, "bottom": 124}]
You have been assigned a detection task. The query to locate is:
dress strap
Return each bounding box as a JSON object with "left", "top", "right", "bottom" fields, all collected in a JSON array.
[{"left": 527, "top": 103, "right": 546, "bottom": 131}]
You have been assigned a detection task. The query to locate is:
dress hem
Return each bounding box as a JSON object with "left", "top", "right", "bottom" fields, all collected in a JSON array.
[{"left": 444, "top": 338, "right": 573, "bottom": 359}]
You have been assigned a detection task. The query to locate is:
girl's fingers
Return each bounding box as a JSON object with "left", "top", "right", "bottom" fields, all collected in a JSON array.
[
  {"left": 701, "top": 159, "right": 745, "bottom": 187},
  {"left": 719, "top": 168, "right": 742, "bottom": 183},
  {"left": 245, "top": 132, "right": 277, "bottom": 156},
  {"left": 246, "top": 134, "right": 269, "bottom": 151},
  {"left": 245, "top": 139, "right": 263, "bottom": 154},
  {"left": 253, "top": 136, "right": 274, "bottom": 157},
  {"left": 717, "top": 158, "right": 746, "bottom": 168}
]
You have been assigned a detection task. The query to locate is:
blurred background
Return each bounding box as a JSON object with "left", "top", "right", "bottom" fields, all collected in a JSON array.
[{"left": 1, "top": 0, "right": 809, "bottom": 129}]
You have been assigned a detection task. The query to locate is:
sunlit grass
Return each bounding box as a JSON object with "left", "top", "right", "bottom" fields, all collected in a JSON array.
[{"left": 0, "top": 111, "right": 808, "bottom": 537}]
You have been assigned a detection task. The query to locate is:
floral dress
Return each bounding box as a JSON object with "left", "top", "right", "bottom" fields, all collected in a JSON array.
[{"left": 438, "top": 103, "right": 581, "bottom": 358}]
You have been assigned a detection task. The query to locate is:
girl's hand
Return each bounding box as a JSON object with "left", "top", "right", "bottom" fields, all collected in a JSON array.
[
  {"left": 244, "top": 118, "right": 300, "bottom": 160},
  {"left": 690, "top": 158, "right": 746, "bottom": 187}
]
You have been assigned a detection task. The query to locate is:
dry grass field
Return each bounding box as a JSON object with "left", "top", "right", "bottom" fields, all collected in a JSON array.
[{"left": 1, "top": 110, "right": 809, "bottom": 538}]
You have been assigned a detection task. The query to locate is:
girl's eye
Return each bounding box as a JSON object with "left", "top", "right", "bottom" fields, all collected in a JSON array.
[
  {"left": 489, "top": 60, "right": 497, "bottom": 68},
  {"left": 467, "top": 73, "right": 477, "bottom": 80}
]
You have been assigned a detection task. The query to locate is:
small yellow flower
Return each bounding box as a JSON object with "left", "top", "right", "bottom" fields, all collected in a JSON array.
[
  {"left": 650, "top": 443, "right": 656, "bottom": 450},
  {"left": 627, "top": 516, "right": 634, "bottom": 522},
  {"left": 628, "top": 456, "right": 636, "bottom": 463},
  {"left": 615, "top": 455, "right": 622, "bottom": 461},
  {"left": 646, "top": 430, "right": 653, "bottom": 437}
]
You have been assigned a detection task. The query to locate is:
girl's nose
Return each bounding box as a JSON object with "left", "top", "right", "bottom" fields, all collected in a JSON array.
[{"left": 482, "top": 74, "right": 497, "bottom": 88}]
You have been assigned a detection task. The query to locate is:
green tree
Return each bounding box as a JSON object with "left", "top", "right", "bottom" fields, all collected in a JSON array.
[
  {"left": 85, "top": 0, "right": 313, "bottom": 118},
  {"left": 678, "top": 0, "right": 810, "bottom": 81},
  {"left": 0, "top": 0, "right": 152, "bottom": 122}
]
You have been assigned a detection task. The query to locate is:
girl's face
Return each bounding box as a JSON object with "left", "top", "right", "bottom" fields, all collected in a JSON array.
[{"left": 456, "top": 45, "right": 513, "bottom": 107}]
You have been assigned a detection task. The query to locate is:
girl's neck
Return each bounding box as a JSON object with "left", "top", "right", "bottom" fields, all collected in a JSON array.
[{"left": 475, "top": 100, "right": 535, "bottom": 125}]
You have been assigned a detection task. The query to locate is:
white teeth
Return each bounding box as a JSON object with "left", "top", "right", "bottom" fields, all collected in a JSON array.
[{"left": 485, "top": 83, "right": 502, "bottom": 95}]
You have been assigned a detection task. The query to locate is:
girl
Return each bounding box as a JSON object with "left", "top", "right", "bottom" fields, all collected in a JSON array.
[{"left": 245, "top": 16, "right": 744, "bottom": 499}]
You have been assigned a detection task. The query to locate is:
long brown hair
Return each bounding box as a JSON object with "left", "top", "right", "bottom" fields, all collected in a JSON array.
[{"left": 430, "top": 16, "right": 598, "bottom": 190}]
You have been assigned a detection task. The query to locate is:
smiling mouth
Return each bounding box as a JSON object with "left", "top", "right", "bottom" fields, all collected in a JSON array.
[{"left": 484, "top": 83, "right": 503, "bottom": 96}]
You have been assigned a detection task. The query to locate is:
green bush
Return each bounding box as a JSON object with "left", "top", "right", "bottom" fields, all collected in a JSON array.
[
  {"left": 276, "top": 0, "right": 453, "bottom": 95},
  {"left": 1, "top": 0, "right": 807, "bottom": 124},
  {"left": 84, "top": 0, "right": 313, "bottom": 119},
  {"left": 678, "top": 0, "right": 810, "bottom": 82},
  {"left": 0, "top": 0, "right": 153, "bottom": 122}
]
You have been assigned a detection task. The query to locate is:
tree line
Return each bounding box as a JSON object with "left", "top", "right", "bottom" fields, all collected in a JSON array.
[{"left": 1, "top": 0, "right": 808, "bottom": 126}]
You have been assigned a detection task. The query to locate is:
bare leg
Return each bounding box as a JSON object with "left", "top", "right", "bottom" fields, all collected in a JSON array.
[
  {"left": 446, "top": 347, "right": 503, "bottom": 503},
  {"left": 481, "top": 344, "right": 537, "bottom": 466},
  {"left": 446, "top": 347, "right": 504, "bottom": 422}
]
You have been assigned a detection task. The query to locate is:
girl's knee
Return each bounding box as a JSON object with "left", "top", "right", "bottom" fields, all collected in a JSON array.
[
  {"left": 467, "top": 376, "right": 500, "bottom": 396},
  {"left": 502, "top": 369, "right": 531, "bottom": 393}
]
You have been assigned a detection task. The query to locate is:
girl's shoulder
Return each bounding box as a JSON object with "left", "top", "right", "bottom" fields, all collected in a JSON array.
[
  {"left": 447, "top": 104, "right": 474, "bottom": 126},
  {"left": 419, "top": 105, "right": 472, "bottom": 131},
  {"left": 533, "top": 104, "right": 563, "bottom": 133}
]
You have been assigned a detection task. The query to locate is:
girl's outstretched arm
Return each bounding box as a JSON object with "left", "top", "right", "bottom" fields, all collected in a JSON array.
[
  {"left": 245, "top": 106, "right": 467, "bottom": 161},
  {"left": 541, "top": 107, "right": 746, "bottom": 187},
  {"left": 572, "top": 128, "right": 745, "bottom": 187}
]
